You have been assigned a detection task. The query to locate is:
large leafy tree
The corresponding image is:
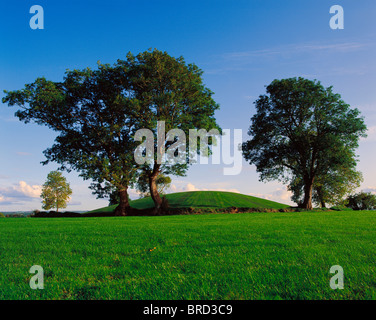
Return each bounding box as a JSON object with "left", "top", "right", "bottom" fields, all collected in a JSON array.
[
  {"left": 3, "top": 64, "right": 140, "bottom": 216},
  {"left": 242, "top": 77, "right": 367, "bottom": 209},
  {"left": 3, "top": 49, "right": 220, "bottom": 215},
  {"left": 119, "top": 50, "right": 220, "bottom": 210},
  {"left": 41, "top": 171, "right": 72, "bottom": 212}
]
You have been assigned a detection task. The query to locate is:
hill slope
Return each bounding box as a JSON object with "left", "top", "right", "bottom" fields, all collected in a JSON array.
[{"left": 86, "top": 191, "right": 289, "bottom": 214}]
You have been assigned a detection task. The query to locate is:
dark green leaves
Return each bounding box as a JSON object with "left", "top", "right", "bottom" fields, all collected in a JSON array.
[
  {"left": 242, "top": 77, "right": 367, "bottom": 208},
  {"left": 2, "top": 49, "right": 221, "bottom": 211}
]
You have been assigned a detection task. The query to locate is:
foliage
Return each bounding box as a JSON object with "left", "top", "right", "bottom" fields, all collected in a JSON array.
[
  {"left": 312, "top": 168, "right": 363, "bottom": 207},
  {"left": 330, "top": 205, "right": 353, "bottom": 211},
  {"left": 2, "top": 63, "right": 139, "bottom": 215},
  {"left": 289, "top": 168, "right": 363, "bottom": 208},
  {"left": 108, "top": 189, "right": 130, "bottom": 206},
  {"left": 40, "top": 171, "right": 72, "bottom": 212},
  {"left": 346, "top": 192, "right": 376, "bottom": 210},
  {"left": 136, "top": 173, "right": 172, "bottom": 198},
  {"left": 2, "top": 49, "right": 220, "bottom": 215},
  {"left": 0, "top": 212, "right": 5, "bottom": 218},
  {"left": 242, "top": 77, "right": 367, "bottom": 209},
  {"left": 119, "top": 49, "right": 221, "bottom": 209}
]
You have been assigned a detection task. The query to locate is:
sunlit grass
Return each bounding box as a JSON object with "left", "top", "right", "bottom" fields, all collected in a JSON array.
[
  {"left": 86, "top": 191, "right": 290, "bottom": 214},
  {"left": 0, "top": 211, "right": 375, "bottom": 300}
]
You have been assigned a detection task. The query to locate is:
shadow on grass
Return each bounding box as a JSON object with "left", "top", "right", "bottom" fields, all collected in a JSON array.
[{"left": 31, "top": 206, "right": 334, "bottom": 218}]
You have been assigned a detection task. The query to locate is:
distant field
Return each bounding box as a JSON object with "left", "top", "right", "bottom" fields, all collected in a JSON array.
[
  {"left": 1, "top": 211, "right": 375, "bottom": 300},
  {"left": 86, "top": 191, "right": 290, "bottom": 214}
]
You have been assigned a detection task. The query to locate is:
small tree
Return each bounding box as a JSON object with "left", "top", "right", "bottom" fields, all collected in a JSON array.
[
  {"left": 136, "top": 173, "right": 171, "bottom": 199},
  {"left": 289, "top": 167, "right": 363, "bottom": 208},
  {"left": 41, "top": 171, "right": 72, "bottom": 212},
  {"left": 346, "top": 192, "right": 376, "bottom": 210}
]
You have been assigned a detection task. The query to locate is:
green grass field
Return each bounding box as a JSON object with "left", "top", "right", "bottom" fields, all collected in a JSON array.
[
  {"left": 86, "top": 191, "right": 290, "bottom": 214},
  {"left": 1, "top": 210, "right": 375, "bottom": 300}
]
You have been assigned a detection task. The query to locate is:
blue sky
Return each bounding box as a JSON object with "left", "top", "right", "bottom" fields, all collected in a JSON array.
[{"left": 0, "top": 0, "right": 375, "bottom": 211}]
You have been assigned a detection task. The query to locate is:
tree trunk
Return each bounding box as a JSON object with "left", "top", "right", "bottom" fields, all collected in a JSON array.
[
  {"left": 301, "top": 176, "right": 314, "bottom": 209},
  {"left": 114, "top": 188, "right": 131, "bottom": 216},
  {"left": 149, "top": 165, "right": 162, "bottom": 214},
  {"left": 316, "top": 186, "right": 326, "bottom": 208}
]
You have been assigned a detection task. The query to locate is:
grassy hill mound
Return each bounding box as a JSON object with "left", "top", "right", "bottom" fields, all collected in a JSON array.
[{"left": 86, "top": 191, "right": 289, "bottom": 214}]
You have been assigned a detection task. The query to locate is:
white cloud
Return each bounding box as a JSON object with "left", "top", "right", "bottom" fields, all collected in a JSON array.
[
  {"left": 184, "top": 183, "right": 199, "bottom": 192},
  {"left": 362, "top": 187, "right": 376, "bottom": 194},
  {"left": 128, "top": 188, "right": 141, "bottom": 200},
  {"left": 249, "top": 187, "right": 293, "bottom": 205},
  {"left": 223, "top": 41, "right": 368, "bottom": 60},
  {"left": 17, "top": 181, "right": 42, "bottom": 198},
  {"left": 0, "top": 181, "right": 42, "bottom": 205},
  {"left": 209, "top": 41, "right": 373, "bottom": 76},
  {"left": 271, "top": 188, "right": 292, "bottom": 201}
]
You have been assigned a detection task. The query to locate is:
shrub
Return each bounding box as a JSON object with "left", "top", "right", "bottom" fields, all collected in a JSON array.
[
  {"left": 346, "top": 192, "right": 376, "bottom": 210},
  {"left": 0, "top": 212, "right": 5, "bottom": 218},
  {"left": 330, "top": 205, "right": 353, "bottom": 211},
  {"left": 279, "top": 208, "right": 295, "bottom": 213}
]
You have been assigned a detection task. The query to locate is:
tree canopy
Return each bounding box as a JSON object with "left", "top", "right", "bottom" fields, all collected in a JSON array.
[
  {"left": 136, "top": 173, "right": 172, "bottom": 199},
  {"left": 3, "top": 63, "right": 139, "bottom": 215},
  {"left": 242, "top": 77, "right": 367, "bottom": 209},
  {"left": 118, "top": 50, "right": 220, "bottom": 210},
  {"left": 41, "top": 171, "right": 72, "bottom": 212},
  {"left": 2, "top": 49, "right": 220, "bottom": 215},
  {"left": 289, "top": 165, "right": 363, "bottom": 208}
]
